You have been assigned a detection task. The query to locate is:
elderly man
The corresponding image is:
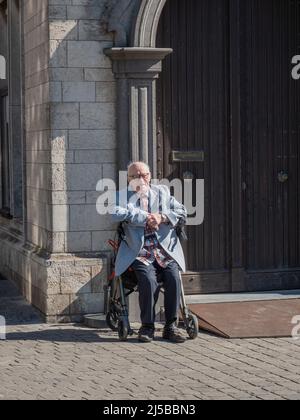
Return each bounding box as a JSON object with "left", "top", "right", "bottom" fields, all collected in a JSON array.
[{"left": 112, "top": 162, "right": 187, "bottom": 343}]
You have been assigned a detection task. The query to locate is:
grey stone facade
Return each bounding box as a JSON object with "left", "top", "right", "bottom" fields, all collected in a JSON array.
[{"left": 0, "top": 0, "right": 169, "bottom": 321}]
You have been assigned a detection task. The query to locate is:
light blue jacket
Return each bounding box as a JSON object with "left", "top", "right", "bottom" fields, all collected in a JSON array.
[{"left": 112, "top": 184, "right": 187, "bottom": 276}]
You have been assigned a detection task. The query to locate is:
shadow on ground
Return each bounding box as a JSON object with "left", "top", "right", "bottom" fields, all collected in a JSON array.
[
  {"left": 4, "top": 328, "right": 124, "bottom": 343},
  {"left": 0, "top": 276, "right": 43, "bottom": 326}
]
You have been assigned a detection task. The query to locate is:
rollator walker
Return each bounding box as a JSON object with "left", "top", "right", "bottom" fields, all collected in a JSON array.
[{"left": 105, "top": 219, "right": 199, "bottom": 341}]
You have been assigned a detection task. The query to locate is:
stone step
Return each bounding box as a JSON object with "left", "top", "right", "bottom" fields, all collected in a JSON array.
[{"left": 83, "top": 313, "right": 107, "bottom": 329}]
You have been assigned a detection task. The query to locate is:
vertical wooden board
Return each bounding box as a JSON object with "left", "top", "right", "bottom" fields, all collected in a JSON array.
[
  {"left": 156, "top": 0, "right": 231, "bottom": 273},
  {"left": 240, "top": 0, "right": 300, "bottom": 271}
]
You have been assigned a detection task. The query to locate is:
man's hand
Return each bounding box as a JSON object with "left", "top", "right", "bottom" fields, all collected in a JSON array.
[{"left": 146, "top": 213, "right": 163, "bottom": 231}]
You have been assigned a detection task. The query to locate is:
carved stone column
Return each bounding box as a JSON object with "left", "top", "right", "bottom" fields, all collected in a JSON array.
[{"left": 105, "top": 47, "right": 172, "bottom": 177}]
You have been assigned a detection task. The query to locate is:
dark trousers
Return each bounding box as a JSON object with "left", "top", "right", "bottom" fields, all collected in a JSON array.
[{"left": 131, "top": 259, "right": 181, "bottom": 326}]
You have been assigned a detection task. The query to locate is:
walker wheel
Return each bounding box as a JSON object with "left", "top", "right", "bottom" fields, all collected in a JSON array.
[
  {"left": 106, "top": 311, "right": 118, "bottom": 332},
  {"left": 118, "top": 320, "right": 129, "bottom": 341},
  {"left": 186, "top": 314, "right": 199, "bottom": 340}
]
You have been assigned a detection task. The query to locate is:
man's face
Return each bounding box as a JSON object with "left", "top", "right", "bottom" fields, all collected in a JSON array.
[{"left": 128, "top": 163, "right": 151, "bottom": 193}]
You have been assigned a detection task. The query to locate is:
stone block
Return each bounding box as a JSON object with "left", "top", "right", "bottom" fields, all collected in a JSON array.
[
  {"left": 92, "top": 230, "right": 117, "bottom": 252},
  {"left": 65, "top": 231, "right": 92, "bottom": 253},
  {"left": 44, "top": 264, "right": 62, "bottom": 295},
  {"left": 51, "top": 191, "right": 86, "bottom": 205},
  {"left": 67, "top": 41, "right": 112, "bottom": 68},
  {"left": 52, "top": 205, "right": 70, "bottom": 232},
  {"left": 25, "top": 68, "right": 49, "bottom": 91},
  {"left": 49, "top": 5, "right": 67, "bottom": 20},
  {"left": 51, "top": 150, "right": 74, "bottom": 164},
  {"left": 66, "top": 164, "right": 102, "bottom": 191},
  {"left": 26, "top": 150, "right": 51, "bottom": 164},
  {"left": 60, "top": 265, "right": 92, "bottom": 294},
  {"left": 50, "top": 82, "right": 62, "bottom": 102},
  {"left": 50, "top": 130, "right": 69, "bottom": 151},
  {"left": 70, "top": 292, "right": 104, "bottom": 315},
  {"left": 84, "top": 68, "right": 114, "bottom": 82},
  {"left": 50, "top": 67, "right": 84, "bottom": 82},
  {"left": 74, "top": 149, "right": 116, "bottom": 164},
  {"left": 70, "top": 205, "right": 112, "bottom": 231},
  {"left": 49, "top": 20, "right": 78, "bottom": 40},
  {"left": 86, "top": 191, "right": 102, "bottom": 204},
  {"left": 24, "top": 21, "right": 49, "bottom": 53},
  {"left": 96, "top": 82, "right": 116, "bottom": 102},
  {"left": 91, "top": 262, "right": 107, "bottom": 293},
  {"left": 49, "top": 40, "right": 67, "bottom": 67},
  {"left": 51, "top": 164, "right": 67, "bottom": 191},
  {"left": 26, "top": 130, "right": 50, "bottom": 151},
  {"left": 25, "top": 82, "right": 50, "bottom": 107},
  {"left": 26, "top": 104, "right": 50, "bottom": 131},
  {"left": 27, "top": 199, "right": 52, "bottom": 231},
  {"left": 68, "top": 129, "right": 116, "bottom": 150},
  {"left": 78, "top": 19, "right": 112, "bottom": 41},
  {"left": 62, "top": 81, "right": 95, "bottom": 102},
  {"left": 67, "top": 6, "right": 103, "bottom": 20},
  {"left": 47, "top": 232, "right": 66, "bottom": 254},
  {"left": 103, "top": 163, "right": 117, "bottom": 180},
  {"left": 80, "top": 103, "right": 115, "bottom": 129},
  {"left": 25, "top": 42, "right": 49, "bottom": 76},
  {"left": 51, "top": 103, "right": 79, "bottom": 129},
  {"left": 26, "top": 162, "right": 50, "bottom": 190},
  {"left": 46, "top": 294, "right": 70, "bottom": 316}
]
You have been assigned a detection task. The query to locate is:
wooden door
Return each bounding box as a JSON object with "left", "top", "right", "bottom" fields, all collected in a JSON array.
[
  {"left": 157, "top": 0, "right": 300, "bottom": 293},
  {"left": 240, "top": 0, "right": 300, "bottom": 290},
  {"left": 157, "top": 0, "right": 232, "bottom": 293}
]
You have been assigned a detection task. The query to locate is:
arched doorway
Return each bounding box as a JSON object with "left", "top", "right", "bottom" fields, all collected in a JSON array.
[{"left": 156, "top": 0, "right": 300, "bottom": 293}]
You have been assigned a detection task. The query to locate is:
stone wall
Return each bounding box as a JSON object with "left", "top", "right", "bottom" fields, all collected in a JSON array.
[
  {"left": 0, "top": 218, "right": 107, "bottom": 322},
  {"left": 0, "top": 0, "right": 119, "bottom": 321},
  {"left": 24, "top": 0, "right": 51, "bottom": 248},
  {"left": 24, "top": 0, "right": 119, "bottom": 254},
  {"left": 47, "top": 0, "right": 117, "bottom": 255}
]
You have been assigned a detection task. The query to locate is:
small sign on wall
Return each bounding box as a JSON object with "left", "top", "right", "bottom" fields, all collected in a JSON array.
[{"left": 0, "top": 55, "right": 6, "bottom": 80}]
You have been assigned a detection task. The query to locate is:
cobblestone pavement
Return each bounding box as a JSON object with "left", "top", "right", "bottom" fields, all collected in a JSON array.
[{"left": 1, "top": 278, "right": 300, "bottom": 400}]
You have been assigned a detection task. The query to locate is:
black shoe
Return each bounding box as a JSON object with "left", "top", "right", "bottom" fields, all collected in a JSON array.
[
  {"left": 163, "top": 326, "right": 186, "bottom": 343},
  {"left": 138, "top": 325, "right": 155, "bottom": 343}
]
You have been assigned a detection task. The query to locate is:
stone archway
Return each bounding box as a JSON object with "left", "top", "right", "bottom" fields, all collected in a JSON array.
[
  {"left": 132, "top": 0, "right": 167, "bottom": 47},
  {"left": 106, "top": 0, "right": 171, "bottom": 176}
]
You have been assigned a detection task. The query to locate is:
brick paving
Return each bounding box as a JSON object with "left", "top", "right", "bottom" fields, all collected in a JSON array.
[{"left": 1, "top": 278, "right": 300, "bottom": 400}]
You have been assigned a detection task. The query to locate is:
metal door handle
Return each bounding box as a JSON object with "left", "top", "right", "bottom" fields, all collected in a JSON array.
[{"left": 278, "top": 171, "right": 289, "bottom": 183}]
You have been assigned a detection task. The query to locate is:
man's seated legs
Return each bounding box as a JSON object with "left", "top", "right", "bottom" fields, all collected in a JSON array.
[
  {"left": 131, "top": 259, "right": 186, "bottom": 343},
  {"left": 131, "top": 260, "right": 161, "bottom": 342},
  {"left": 160, "top": 261, "right": 186, "bottom": 343}
]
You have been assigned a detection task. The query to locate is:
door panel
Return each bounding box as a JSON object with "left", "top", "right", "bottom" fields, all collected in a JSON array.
[
  {"left": 157, "top": 0, "right": 232, "bottom": 289},
  {"left": 240, "top": 0, "right": 300, "bottom": 280},
  {"left": 157, "top": 0, "right": 300, "bottom": 293}
]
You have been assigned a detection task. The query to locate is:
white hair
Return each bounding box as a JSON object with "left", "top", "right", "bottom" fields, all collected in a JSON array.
[{"left": 127, "top": 161, "right": 151, "bottom": 173}]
